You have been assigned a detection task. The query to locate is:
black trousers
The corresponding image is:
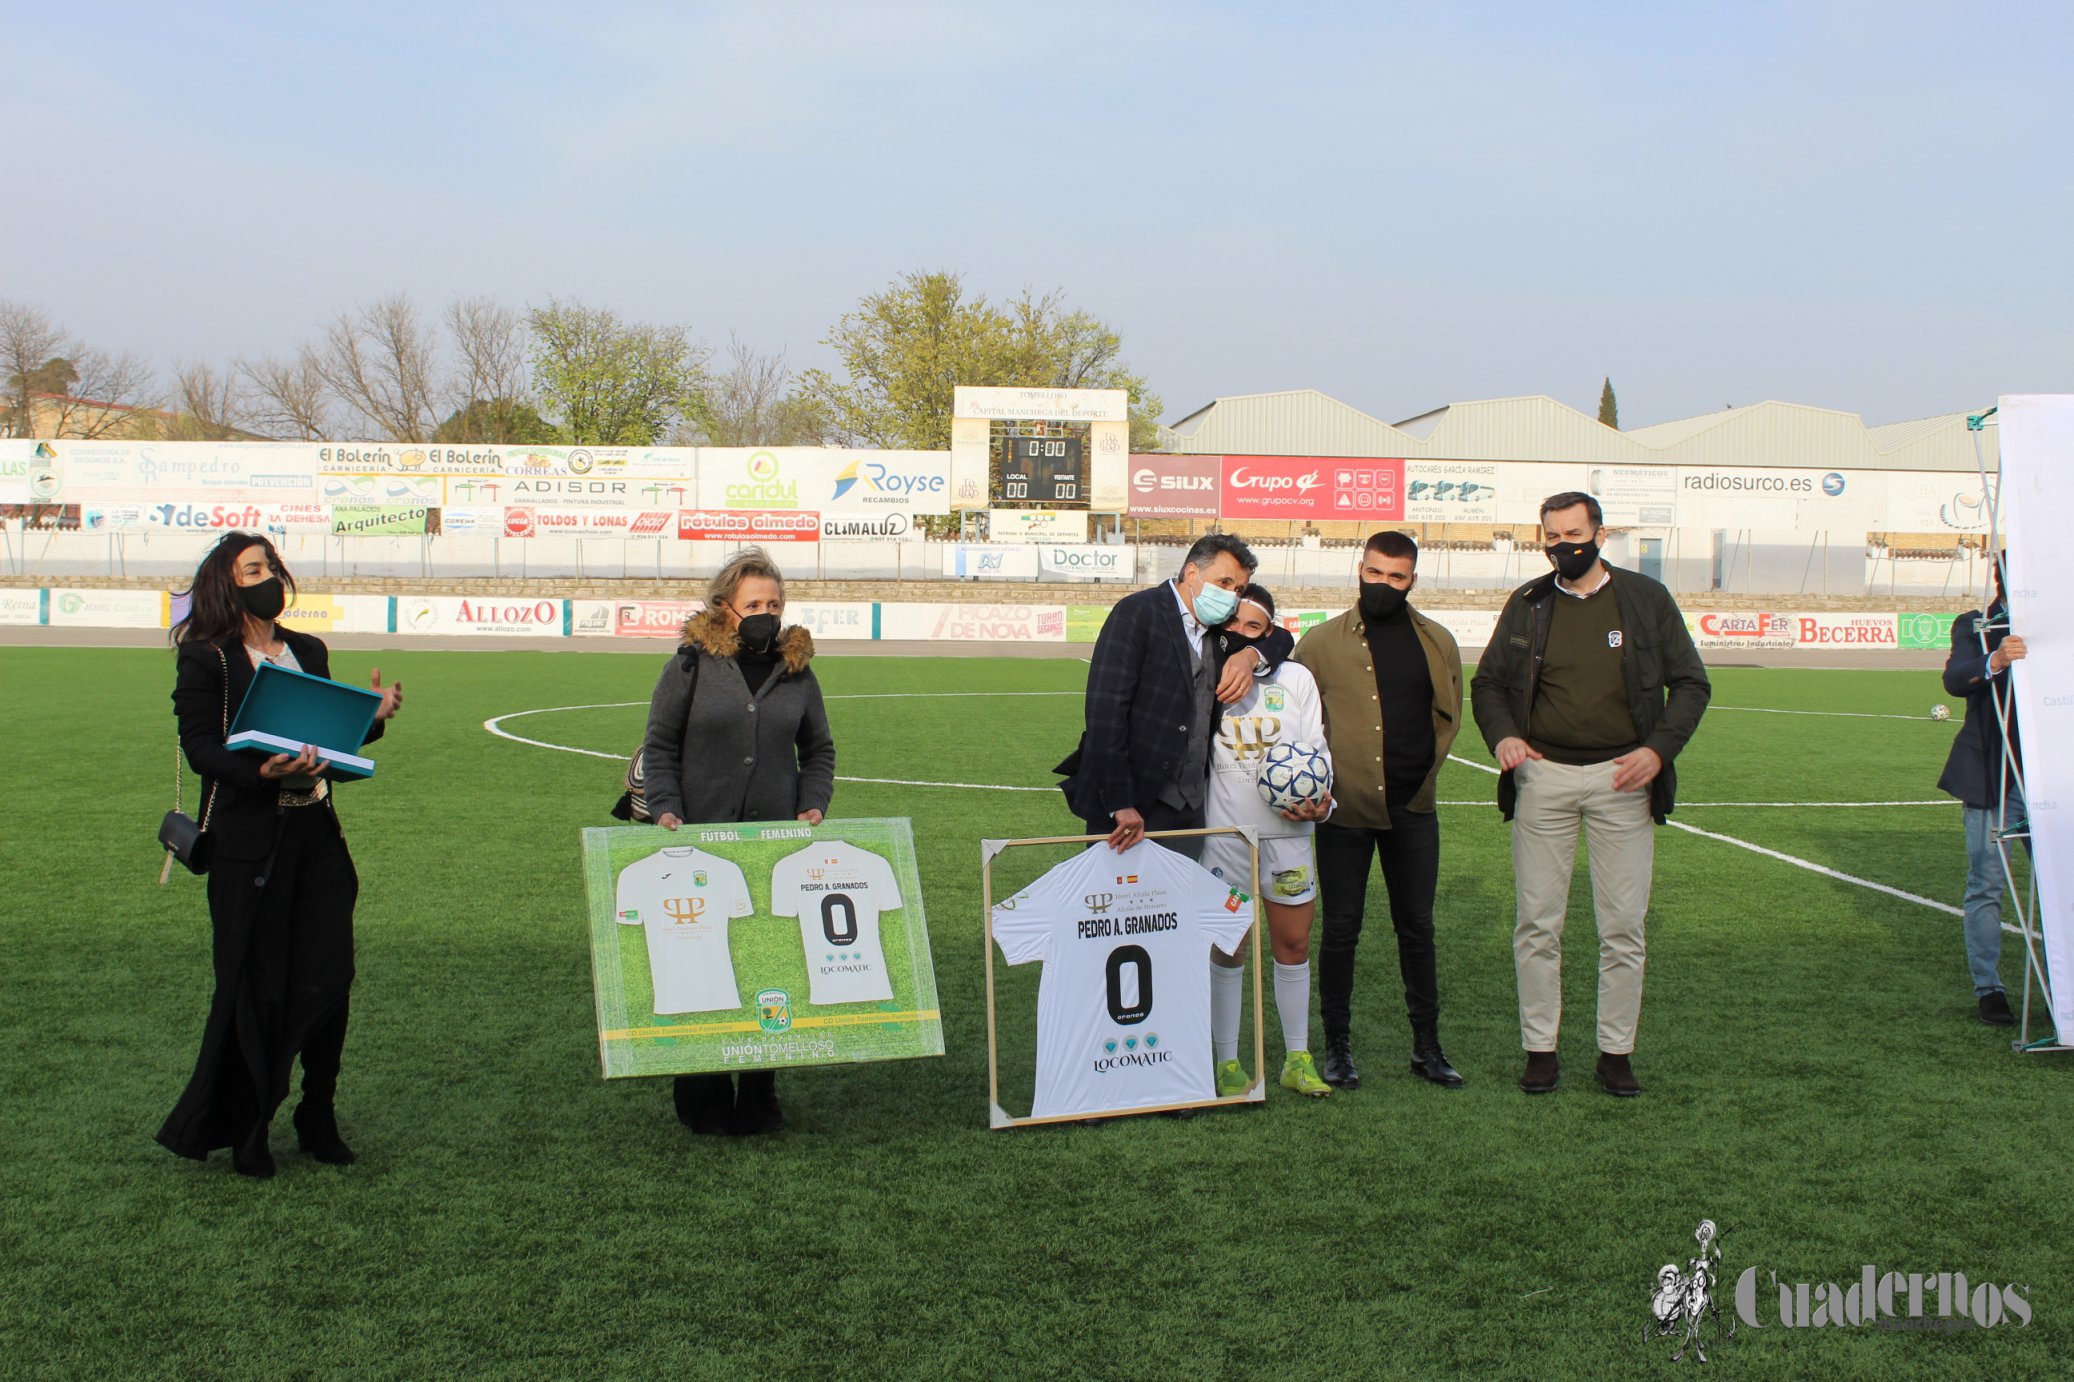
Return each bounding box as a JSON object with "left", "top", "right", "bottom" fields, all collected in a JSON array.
[
  {"left": 1083, "top": 798, "right": 1206, "bottom": 860},
  {"left": 159, "top": 809, "right": 357, "bottom": 1158},
  {"left": 1314, "top": 795, "right": 1441, "bottom": 1040}
]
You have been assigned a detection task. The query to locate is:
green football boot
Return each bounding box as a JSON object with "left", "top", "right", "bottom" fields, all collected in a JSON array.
[
  {"left": 1279, "top": 1049, "right": 1333, "bottom": 1098},
  {"left": 1214, "top": 1058, "right": 1250, "bottom": 1097}
]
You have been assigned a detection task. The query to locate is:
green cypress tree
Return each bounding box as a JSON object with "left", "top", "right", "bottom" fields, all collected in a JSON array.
[{"left": 1598, "top": 377, "right": 1619, "bottom": 429}]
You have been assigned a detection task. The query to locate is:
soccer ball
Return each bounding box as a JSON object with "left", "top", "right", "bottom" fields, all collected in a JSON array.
[
  {"left": 1257, "top": 741, "right": 1332, "bottom": 813},
  {"left": 1931, "top": 704, "right": 1951, "bottom": 721}
]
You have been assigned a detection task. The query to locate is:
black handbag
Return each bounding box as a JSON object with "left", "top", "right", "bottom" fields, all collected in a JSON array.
[
  {"left": 612, "top": 647, "right": 698, "bottom": 823},
  {"left": 158, "top": 646, "right": 230, "bottom": 882}
]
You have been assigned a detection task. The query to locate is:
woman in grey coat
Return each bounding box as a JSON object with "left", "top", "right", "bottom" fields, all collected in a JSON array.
[{"left": 639, "top": 547, "right": 836, "bottom": 1136}]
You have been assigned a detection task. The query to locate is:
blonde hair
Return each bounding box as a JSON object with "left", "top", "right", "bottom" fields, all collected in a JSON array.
[{"left": 706, "top": 546, "right": 787, "bottom": 612}]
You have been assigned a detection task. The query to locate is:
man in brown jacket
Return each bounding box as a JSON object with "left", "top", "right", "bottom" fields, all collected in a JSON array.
[{"left": 1293, "top": 530, "right": 1465, "bottom": 1090}]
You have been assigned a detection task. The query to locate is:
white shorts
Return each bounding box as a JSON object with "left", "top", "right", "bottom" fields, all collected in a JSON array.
[{"left": 1199, "top": 830, "right": 1317, "bottom": 906}]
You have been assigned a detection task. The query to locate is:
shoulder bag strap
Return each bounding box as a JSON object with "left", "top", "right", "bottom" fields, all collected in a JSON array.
[{"left": 199, "top": 645, "right": 230, "bottom": 831}]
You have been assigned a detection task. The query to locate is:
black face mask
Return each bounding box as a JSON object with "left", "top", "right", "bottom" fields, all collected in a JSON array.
[
  {"left": 1546, "top": 541, "right": 1600, "bottom": 582},
  {"left": 1219, "top": 628, "right": 1268, "bottom": 657},
  {"left": 736, "top": 613, "right": 781, "bottom": 653},
  {"left": 1358, "top": 580, "right": 1409, "bottom": 622},
  {"left": 238, "top": 576, "right": 286, "bottom": 622}
]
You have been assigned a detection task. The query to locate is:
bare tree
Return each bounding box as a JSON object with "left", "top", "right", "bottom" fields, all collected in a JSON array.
[
  {"left": 166, "top": 360, "right": 249, "bottom": 440},
  {"left": 238, "top": 353, "right": 332, "bottom": 440},
  {"left": 686, "top": 332, "right": 826, "bottom": 446},
  {"left": 309, "top": 294, "right": 440, "bottom": 441},
  {"left": 0, "top": 299, "right": 163, "bottom": 439},
  {"left": 441, "top": 296, "right": 533, "bottom": 441}
]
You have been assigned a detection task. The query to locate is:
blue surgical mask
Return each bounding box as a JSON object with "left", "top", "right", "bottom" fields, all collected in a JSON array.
[{"left": 1192, "top": 584, "right": 1238, "bottom": 626}]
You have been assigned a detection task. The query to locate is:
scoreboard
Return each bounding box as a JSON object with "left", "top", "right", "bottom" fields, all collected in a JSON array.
[{"left": 997, "top": 436, "right": 1084, "bottom": 507}]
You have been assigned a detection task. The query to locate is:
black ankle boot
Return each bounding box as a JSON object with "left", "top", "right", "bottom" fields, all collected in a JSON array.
[
  {"left": 1318, "top": 1034, "right": 1361, "bottom": 1089},
  {"left": 736, "top": 1071, "right": 784, "bottom": 1133},
  {"left": 674, "top": 1074, "right": 746, "bottom": 1135},
  {"left": 293, "top": 1102, "right": 357, "bottom": 1164},
  {"left": 232, "top": 1119, "right": 275, "bottom": 1179}
]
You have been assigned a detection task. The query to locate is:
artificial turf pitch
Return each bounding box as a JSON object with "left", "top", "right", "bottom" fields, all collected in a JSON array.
[{"left": 1, "top": 645, "right": 2067, "bottom": 1378}]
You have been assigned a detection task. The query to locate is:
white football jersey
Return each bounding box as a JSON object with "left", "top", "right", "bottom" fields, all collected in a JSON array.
[
  {"left": 993, "top": 840, "right": 1254, "bottom": 1119},
  {"left": 769, "top": 841, "right": 901, "bottom": 1006},
  {"left": 614, "top": 847, "right": 756, "bottom": 1015},
  {"left": 1206, "top": 660, "right": 1331, "bottom": 842}
]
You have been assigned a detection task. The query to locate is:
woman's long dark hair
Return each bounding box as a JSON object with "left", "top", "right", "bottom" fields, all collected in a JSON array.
[{"left": 170, "top": 531, "right": 296, "bottom": 646}]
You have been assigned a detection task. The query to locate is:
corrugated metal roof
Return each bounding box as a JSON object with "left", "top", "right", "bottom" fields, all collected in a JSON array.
[{"left": 1158, "top": 389, "right": 1995, "bottom": 473}]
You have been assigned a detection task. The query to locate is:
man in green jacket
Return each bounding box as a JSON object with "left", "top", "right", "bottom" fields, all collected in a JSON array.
[
  {"left": 1471, "top": 492, "right": 1710, "bottom": 1098},
  {"left": 1294, "top": 531, "right": 1465, "bottom": 1090}
]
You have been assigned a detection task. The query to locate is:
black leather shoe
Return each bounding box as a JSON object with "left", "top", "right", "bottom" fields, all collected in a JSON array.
[
  {"left": 1409, "top": 1045, "right": 1467, "bottom": 1089},
  {"left": 232, "top": 1120, "right": 276, "bottom": 1179},
  {"left": 1519, "top": 1051, "right": 1560, "bottom": 1095},
  {"left": 1319, "top": 1035, "right": 1360, "bottom": 1089},
  {"left": 1979, "top": 991, "right": 2017, "bottom": 1026},
  {"left": 736, "top": 1071, "right": 785, "bottom": 1134},
  {"left": 1594, "top": 1052, "right": 1642, "bottom": 1097},
  {"left": 293, "top": 1102, "right": 357, "bottom": 1165}
]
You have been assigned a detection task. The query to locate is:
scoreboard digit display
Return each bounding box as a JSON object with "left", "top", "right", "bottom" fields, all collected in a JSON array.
[{"left": 998, "top": 436, "right": 1085, "bottom": 507}]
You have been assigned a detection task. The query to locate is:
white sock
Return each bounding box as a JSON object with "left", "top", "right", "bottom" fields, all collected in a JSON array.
[
  {"left": 1211, "top": 963, "right": 1244, "bottom": 1062},
  {"left": 1274, "top": 961, "right": 1312, "bottom": 1055}
]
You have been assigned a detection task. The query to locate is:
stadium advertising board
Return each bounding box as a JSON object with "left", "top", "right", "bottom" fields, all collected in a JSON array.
[
  {"left": 1404, "top": 461, "right": 1501, "bottom": 522},
  {"left": 820, "top": 512, "right": 912, "bottom": 541},
  {"left": 582, "top": 818, "right": 944, "bottom": 1077},
  {"left": 1881, "top": 472, "right": 1994, "bottom": 533},
  {"left": 321, "top": 473, "right": 443, "bottom": 506},
  {"left": 988, "top": 509, "right": 1086, "bottom": 542},
  {"left": 696, "top": 449, "right": 951, "bottom": 516},
  {"left": 1895, "top": 611, "right": 1960, "bottom": 650},
  {"left": 952, "top": 387, "right": 1129, "bottom": 422},
  {"left": 1126, "top": 454, "right": 1220, "bottom": 517},
  {"left": 17, "top": 441, "right": 321, "bottom": 505},
  {"left": 786, "top": 602, "right": 874, "bottom": 640},
  {"left": 331, "top": 504, "right": 432, "bottom": 536},
  {"left": 1035, "top": 544, "right": 1134, "bottom": 581},
  {"left": 45, "top": 589, "right": 161, "bottom": 628},
  {"left": 1585, "top": 466, "right": 1678, "bottom": 526},
  {"left": 877, "top": 603, "right": 1068, "bottom": 641},
  {"left": 677, "top": 510, "right": 821, "bottom": 542},
  {"left": 393, "top": 596, "right": 567, "bottom": 637},
  {"left": 565, "top": 599, "right": 704, "bottom": 638},
  {"left": 1424, "top": 609, "right": 1501, "bottom": 653},
  {"left": 1673, "top": 468, "right": 1875, "bottom": 532},
  {"left": 941, "top": 545, "right": 1040, "bottom": 580},
  {"left": 0, "top": 589, "right": 43, "bottom": 624},
  {"left": 1088, "top": 423, "right": 1130, "bottom": 511},
  {"left": 1219, "top": 456, "right": 1405, "bottom": 522},
  {"left": 1791, "top": 613, "right": 1896, "bottom": 647},
  {"left": 1685, "top": 611, "right": 1798, "bottom": 650},
  {"left": 276, "top": 594, "right": 392, "bottom": 635}
]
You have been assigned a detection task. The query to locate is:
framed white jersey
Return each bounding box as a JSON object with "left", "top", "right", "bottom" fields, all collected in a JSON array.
[
  {"left": 769, "top": 841, "right": 901, "bottom": 1005},
  {"left": 613, "top": 847, "right": 756, "bottom": 1015},
  {"left": 992, "top": 839, "right": 1254, "bottom": 1119}
]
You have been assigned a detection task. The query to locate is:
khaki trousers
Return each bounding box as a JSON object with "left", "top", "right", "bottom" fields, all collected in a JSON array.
[{"left": 1510, "top": 758, "right": 1654, "bottom": 1055}]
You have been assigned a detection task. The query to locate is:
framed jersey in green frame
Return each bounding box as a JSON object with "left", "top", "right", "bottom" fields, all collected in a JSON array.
[{"left": 582, "top": 818, "right": 944, "bottom": 1077}]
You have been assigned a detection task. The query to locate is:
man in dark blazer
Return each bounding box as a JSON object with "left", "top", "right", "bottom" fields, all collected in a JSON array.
[
  {"left": 1937, "top": 555, "right": 2028, "bottom": 1026},
  {"left": 1060, "top": 533, "right": 1289, "bottom": 854}
]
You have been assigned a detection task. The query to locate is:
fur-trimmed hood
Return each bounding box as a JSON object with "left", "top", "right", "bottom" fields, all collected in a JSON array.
[{"left": 680, "top": 607, "right": 815, "bottom": 674}]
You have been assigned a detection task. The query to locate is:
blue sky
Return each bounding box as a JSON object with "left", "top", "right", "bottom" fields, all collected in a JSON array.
[{"left": 5, "top": 1, "right": 2068, "bottom": 429}]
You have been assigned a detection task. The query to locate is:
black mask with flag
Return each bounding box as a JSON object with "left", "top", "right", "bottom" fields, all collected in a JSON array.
[{"left": 1545, "top": 540, "right": 1600, "bottom": 582}]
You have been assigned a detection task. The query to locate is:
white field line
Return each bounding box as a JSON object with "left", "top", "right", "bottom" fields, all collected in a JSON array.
[
  {"left": 1708, "top": 705, "right": 1941, "bottom": 722},
  {"left": 483, "top": 707, "right": 1986, "bottom": 920},
  {"left": 1442, "top": 753, "right": 1982, "bottom": 924}
]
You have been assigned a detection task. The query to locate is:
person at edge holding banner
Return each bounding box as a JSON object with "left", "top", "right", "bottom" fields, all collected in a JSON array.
[
  {"left": 1200, "top": 584, "right": 1336, "bottom": 1099},
  {"left": 1471, "top": 492, "right": 1709, "bottom": 1098},
  {"left": 640, "top": 547, "right": 835, "bottom": 1136},
  {"left": 1055, "top": 533, "right": 1294, "bottom": 855},
  {"left": 158, "top": 531, "right": 404, "bottom": 1178},
  {"left": 1937, "top": 553, "right": 2029, "bottom": 1027},
  {"left": 1293, "top": 530, "right": 1466, "bottom": 1092}
]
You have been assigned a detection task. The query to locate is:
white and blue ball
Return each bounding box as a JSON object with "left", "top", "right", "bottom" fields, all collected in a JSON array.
[{"left": 1256, "top": 741, "right": 1332, "bottom": 813}]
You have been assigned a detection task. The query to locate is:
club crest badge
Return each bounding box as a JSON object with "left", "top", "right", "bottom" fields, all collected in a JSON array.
[{"left": 1608, "top": 630, "right": 1625, "bottom": 648}]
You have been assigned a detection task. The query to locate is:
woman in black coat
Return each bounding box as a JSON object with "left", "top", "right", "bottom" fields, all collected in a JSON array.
[{"left": 157, "top": 532, "right": 402, "bottom": 1178}]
